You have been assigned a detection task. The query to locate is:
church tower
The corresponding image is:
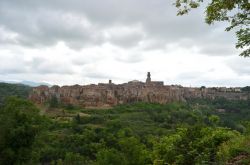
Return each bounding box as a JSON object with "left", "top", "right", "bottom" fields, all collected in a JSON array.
[{"left": 146, "top": 72, "right": 151, "bottom": 84}]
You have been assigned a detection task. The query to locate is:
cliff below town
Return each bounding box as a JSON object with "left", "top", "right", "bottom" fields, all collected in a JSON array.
[{"left": 29, "top": 72, "right": 250, "bottom": 108}]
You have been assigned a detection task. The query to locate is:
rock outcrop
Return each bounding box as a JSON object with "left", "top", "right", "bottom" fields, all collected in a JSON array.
[{"left": 29, "top": 73, "right": 250, "bottom": 108}]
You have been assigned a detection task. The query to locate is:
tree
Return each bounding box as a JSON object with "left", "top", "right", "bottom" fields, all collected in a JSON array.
[
  {"left": 175, "top": 0, "right": 250, "bottom": 57},
  {"left": 118, "top": 137, "right": 151, "bottom": 165},
  {"left": 64, "top": 152, "right": 86, "bottom": 165},
  {"left": 208, "top": 115, "right": 220, "bottom": 126},
  {"left": 217, "top": 135, "right": 250, "bottom": 164},
  {"left": 96, "top": 148, "right": 128, "bottom": 165},
  {"left": 0, "top": 97, "right": 45, "bottom": 164},
  {"left": 153, "top": 126, "right": 240, "bottom": 164},
  {"left": 242, "top": 86, "right": 250, "bottom": 92},
  {"left": 49, "top": 95, "right": 59, "bottom": 108},
  {"left": 0, "top": 83, "right": 31, "bottom": 106}
]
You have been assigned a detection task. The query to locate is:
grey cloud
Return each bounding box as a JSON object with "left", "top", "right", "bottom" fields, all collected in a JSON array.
[
  {"left": 0, "top": 55, "right": 75, "bottom": 75},
  {"left": 227, "top": 58, "right": 250, "bottom": 76},
  {"left": 71, "top": 58, "right": 89, "bottom": 66},
  {"left": 198, "top": 78, "right": 250, "bottom": 87},
  {"left": 174, "top": 74, "right": 249, "bottom": 87},
  {"left": 115, "top": 54, "right": 144, "bottom": 63},
  {"left": 0, "top": 55, "right": 28, "bottom": 74},
  {"left": 80, "top": 64, "right": 119, "bottom": 80},
  {"left": 0, "top": 0, "right": 235, "bottom": 51},
  {"left": 199, "top": 43, "right": 237, "bottom": 56},
  {"left": 83, "top": 71, "right": 114, "bottom": 80},
  {"left": 34, "top": 65, "right": 74, "bottom": 74},
  {"left": 84, "top": 72, "right": 109, "bottom": 79},
  {"left": 29, "top": 57, "right": 74, "bottom": 74},
  {"left": 0, "top": 27, "right": 19, "bottom": 45},
  {"left": 108, "top": 32, "right": 145, "bottom": 48},
  {"left": 71, "top": 53, "right": 104, "bottom": 66},
  {"left": 176, "top": 71, "right": 204, "bottom": 80},
  {"left": 0, "top": 9, "right": 99, "bottom": 49},
  {"left": 0, "top": 67, "right": 27, "bottom": 75}
]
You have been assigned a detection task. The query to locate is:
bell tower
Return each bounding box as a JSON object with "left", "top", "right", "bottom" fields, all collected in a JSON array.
[{"left": 146, "top": 72, "right": 151, "bottom": 84}]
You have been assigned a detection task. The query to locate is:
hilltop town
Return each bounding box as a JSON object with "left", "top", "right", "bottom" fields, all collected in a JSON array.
[{"left": 29, "top": 72, "right": 249, "bottom": 108}]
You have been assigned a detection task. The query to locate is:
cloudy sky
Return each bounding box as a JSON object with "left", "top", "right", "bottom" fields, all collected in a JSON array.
[{"left": 0, "top": 0, "right": 249, "bottom": 87}]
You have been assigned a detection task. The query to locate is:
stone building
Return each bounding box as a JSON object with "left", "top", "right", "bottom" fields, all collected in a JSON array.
[{"left": 29, "top": 72, "right": 250, "bottom": 108}]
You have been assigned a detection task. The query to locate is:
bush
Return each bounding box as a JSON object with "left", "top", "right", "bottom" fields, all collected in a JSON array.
[
  {"left": 49, "top": 95, "right": 59, "bottom": 108},
  {"left": 0, "top": 97, "right": 45, "bottom": 164}
]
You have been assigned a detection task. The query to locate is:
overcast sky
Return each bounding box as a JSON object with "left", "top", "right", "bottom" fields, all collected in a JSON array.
[{"left": 0, "top": 0, "right": 249, "bottom": 87}]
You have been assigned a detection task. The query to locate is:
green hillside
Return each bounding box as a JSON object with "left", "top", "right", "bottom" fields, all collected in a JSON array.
[
  {"left": 0, "top": 83, "right": 32, "bottom": 105},
  {"left": 0, "top": 97, "right": 249, "bottom": 165}
]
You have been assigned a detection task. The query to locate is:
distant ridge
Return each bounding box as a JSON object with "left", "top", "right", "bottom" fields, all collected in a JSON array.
[
  {"left": 0, "top": 80, "right": 52, "bottom": 87},
  {"left": 0, "top": 82, "right": 32, "bottom": 105}
]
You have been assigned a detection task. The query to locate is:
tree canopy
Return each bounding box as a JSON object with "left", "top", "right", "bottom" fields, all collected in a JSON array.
[
  {"left": 0, "top": 83, "right": 31, "bottom": 106},
  {"left": 0, "top": 97, "right": 45, "bottom": 165},
  {"left": 175, "top": 0, "right": 250, "bottom": 57},
  {"left": 1, "top": 96, "right": 250, "bottom": 164}
]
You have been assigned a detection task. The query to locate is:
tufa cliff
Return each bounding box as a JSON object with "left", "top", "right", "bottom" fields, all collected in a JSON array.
[{"left": 29, "top": 72, "right": 250, "bottom": 108}]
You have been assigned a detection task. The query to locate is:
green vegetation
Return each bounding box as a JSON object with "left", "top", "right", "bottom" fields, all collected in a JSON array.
[
  {"left": 49, "top": 95, "right": 59, "bottom": 108},
  {"left": 188, "top": 98, "right": 250, "bottom": 132},
  {"left": 0, "top": 97, "right": 47, "bottom": 165},
  {"left": 175, "top": 0, "right": 250, "bottom": 57},
  {"left": 0, "top": 83, "right": 31, "bottom": 106},
  {"left": 0, "top": 84, "right": 249, "bottom": 164},
  {"left": 0, "top": 97, "right": 250, "bottom": 164},
  {"left": 242, "top": 86, "right": 250, "bottom": 92}
]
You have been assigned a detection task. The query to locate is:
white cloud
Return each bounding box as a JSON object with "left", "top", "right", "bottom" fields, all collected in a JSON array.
[{"left": 0, "top": 0, "right": 246, "bottom": 87}]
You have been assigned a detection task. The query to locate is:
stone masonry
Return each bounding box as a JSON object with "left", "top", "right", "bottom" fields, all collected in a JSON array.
[{"left": 29, "top": 73, "right": 250, "bottom": 108}]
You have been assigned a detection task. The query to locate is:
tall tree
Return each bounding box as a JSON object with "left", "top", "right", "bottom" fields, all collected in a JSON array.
[
  {"left": 0, "top": 97, "right": 44, "bottom": 165},
  {"left": 175, "top": 0, "right": 250, "bottom": 57}
]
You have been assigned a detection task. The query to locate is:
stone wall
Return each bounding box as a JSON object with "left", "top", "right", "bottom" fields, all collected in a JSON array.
[{"left": 29, "top": 79, "right": 250, "bottom": 108}]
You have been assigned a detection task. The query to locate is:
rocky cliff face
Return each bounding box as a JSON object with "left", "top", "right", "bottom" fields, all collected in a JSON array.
[{"left": 29, "top": 79, "right": 250, "bottom": 108}]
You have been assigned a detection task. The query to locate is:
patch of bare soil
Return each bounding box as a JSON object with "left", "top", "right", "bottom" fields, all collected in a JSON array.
[{"left": 227, "top": 153, "right": 250, "bottom": 165}]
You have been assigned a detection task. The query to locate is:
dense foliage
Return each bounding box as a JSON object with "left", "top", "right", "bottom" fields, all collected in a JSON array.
[
  {"left": 0, "top": 83, "right": 31, "bottom": 106},
  {"left": 0, "top": 97, "right": 46, "bottom": 165},
  {"left": 0, "top": 96, "right": 250, "bottom": 164},
  {"left": 242, "top": 86, "right": 250, "bottom": 92}
]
